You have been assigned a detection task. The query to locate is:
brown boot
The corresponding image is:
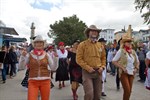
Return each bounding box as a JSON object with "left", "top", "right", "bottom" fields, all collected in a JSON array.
[
  {"left": 62, "top": 81, "right": 65, "bottom": 87},
  {"left": 59, "top": 82, "right": 62, "bottom": 89}
]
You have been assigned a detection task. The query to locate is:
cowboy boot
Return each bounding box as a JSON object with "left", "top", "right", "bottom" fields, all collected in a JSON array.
[
  {"left": 59, "top": 81, "right": 62, "bottom": 89},
  {"left": 72, "top": 89, "right": 78, "bottom": 100}
]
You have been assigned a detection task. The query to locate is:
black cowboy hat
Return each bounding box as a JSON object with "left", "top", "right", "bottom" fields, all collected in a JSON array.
[{"left": 98, "top": 38, "right": 107, "bottom": 42}]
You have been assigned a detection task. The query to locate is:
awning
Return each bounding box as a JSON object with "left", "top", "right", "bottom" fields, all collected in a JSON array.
[
  {"left": 3, "top": 37, "right": 27, "bottom": 42},
  {"left": 0, "top": 27, "right": 19, "bottom": 35}
]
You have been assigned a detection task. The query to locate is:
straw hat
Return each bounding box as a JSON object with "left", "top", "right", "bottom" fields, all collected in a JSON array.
[
  {"left": 32, "top": 35, "right": 46, "bottom": 48},
  {"left": 121, "top": 25, "right": 133, "bottom": 43},
  {"left": 84, "top": 25, "right": 101, "bottom": 37}
]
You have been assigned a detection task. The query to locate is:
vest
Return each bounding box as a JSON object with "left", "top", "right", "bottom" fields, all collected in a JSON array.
[
  {"left": 29, "top": 53, "right": 50, "bottom": 78},
  {"left": 118, "top": 49, "right": 138, "bottom": 77}
]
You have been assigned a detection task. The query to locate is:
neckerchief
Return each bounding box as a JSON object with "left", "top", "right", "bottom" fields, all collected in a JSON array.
[
  {"left": 33, "top": 49, "right": 44, "bottom": 56},
  {"left": 124, "top": 46, "right": 132, "bottom": 54},
  {"left": 60, "top": 49, "right": 65, "bottom": 54}
]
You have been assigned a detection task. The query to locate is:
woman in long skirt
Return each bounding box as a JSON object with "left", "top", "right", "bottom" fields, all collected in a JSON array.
[{"left": 56, "top": 42, "right": 69, "bottom": 89}]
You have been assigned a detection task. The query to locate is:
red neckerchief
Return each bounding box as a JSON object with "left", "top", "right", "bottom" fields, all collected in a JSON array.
[
  {"left": 60, "top": 49, "right": 65, "bottom": 54},
  {"left": 33, "top": 49, "right": 44, "bottom": 56},
  {"left": 124, "top": 46, "right": 132, "bottom": 54}
]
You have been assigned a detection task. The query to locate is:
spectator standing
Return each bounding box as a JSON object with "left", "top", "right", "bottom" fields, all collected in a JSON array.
[{"left": 9, "top": 45, "right": 18, "bottom": 78}]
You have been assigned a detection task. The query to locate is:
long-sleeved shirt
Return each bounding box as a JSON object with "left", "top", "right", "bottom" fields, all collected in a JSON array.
[
  {"left": 76, "top": 39, "right": 106, "bottom": 72},
  {"left": 107, "top": 49, "right": 115, "bottom": 62},
  {"left": 57, "top": 49, "right": 68, "bottom": 58}
]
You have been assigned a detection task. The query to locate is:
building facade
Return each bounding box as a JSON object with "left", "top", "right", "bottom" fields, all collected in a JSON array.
[
  {"left": 99, "top": 29, "right": 115, "bottom": 43},
  {"left": 0, "top": 26, "right": 26, "bottom": 48},
  {"left": 114, "top": 29, "right": 150, "bottom": 42},
  {"left": 132, "top": 31, "right": 141, "bottom": 41},
  {"left": 139, "top": 29, "right": 150, "bottom": 42}
]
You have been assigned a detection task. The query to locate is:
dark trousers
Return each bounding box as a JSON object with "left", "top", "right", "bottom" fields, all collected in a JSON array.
[
  {"left": 6, "top": 65, "right": 10, "bottom": 75},
  {"left": 82, "top": 70, "right": 102, "bottom": 100},
  {"left": 2, "top": 64, "right": 8, "bottom": 81},
  {"left": 10, "top": 63, "right": 16, "bottom": 76},
  {"left": 116, "top": 68, "right": 120, "bottom": 88},
  {"left": 139, "top": 60, "right": 146, "bottom": 81},
  {"left": 110, "top": 62, "right": 116, "bottom": 75}
]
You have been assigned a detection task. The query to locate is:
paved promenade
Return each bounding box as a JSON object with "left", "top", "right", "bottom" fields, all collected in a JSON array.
[{"left": 0, "top": 70, "right": 150, "bottom": 100}]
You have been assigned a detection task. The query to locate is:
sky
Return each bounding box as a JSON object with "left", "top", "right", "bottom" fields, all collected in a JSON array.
[{"left": 0, "top": 0, "right": 149, "bottom": 43}]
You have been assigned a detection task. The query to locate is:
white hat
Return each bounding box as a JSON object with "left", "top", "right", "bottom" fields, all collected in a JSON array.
[
  {"left": 32, "top": 35, "right": 46, "bottom": 48},
  {"left": 65, "top": 45, "right": 71, "bottom": 48}
]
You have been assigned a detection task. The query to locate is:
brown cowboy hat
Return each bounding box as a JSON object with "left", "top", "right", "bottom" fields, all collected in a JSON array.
[
  {"left": 84, "top": 25, "right": 101, "bottom": 35},
  {"left": 121, "top": 25, "right": 133, "bottom": 43}
]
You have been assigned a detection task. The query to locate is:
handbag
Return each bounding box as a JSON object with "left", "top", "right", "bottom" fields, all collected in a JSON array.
[{"left": 0, "top": 52, "right": 6, "bottom": 69}]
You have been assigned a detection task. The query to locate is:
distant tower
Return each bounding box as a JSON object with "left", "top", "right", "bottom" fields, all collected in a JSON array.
[{"left": 30, "top": 22, "right": 35, "bottom": 43}]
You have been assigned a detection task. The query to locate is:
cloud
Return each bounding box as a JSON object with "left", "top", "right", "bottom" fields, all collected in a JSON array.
[{"left": 0, "top": 0, "right": 149, "bottom": 43}]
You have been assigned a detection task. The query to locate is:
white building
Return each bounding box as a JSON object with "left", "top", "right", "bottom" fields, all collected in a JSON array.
[
  {"left": 114, "top": 31, "right": 125, "bottom": 42},
  {"left": 132, "top": 31, "right": 142, "bottom": 41},
  {"left": 100, "top": 27, "right": 150, "bottom": 43},
  {"left": 99, "top": 29, "right": 115, "bottom": 43},
  {"left": 139, "top": 29, "right": 150, "bottom": 42},
  {"left": 115, "top": 30, "right": 142, "bottom": 42}
]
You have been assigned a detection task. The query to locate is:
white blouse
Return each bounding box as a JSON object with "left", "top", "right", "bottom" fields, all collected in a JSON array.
[
  {"left": 23, "top": 51, "right": 56, "bottom": 80},
  {"left": 146, "top": 51, "right": 150, "bottom": 59},
  {"left": 112, "top": 49, "right": 139, "bottom": 75},
  {"left": 57, "top": 49, "right": 68, "bottom": 58}
]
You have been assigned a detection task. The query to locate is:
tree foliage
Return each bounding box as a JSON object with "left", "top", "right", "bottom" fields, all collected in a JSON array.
[
  {"left": 134, "top": 0, "right": 150, "bottom": 25},
  {"left": 49, "top": 15, "right": 87, "bottom": 45}
]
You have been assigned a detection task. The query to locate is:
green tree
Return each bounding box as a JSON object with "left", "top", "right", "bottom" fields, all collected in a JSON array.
[
  {"left": 49, "top": 15, "right": 87, "bottom": 45},
  {"left": 134, "top": 0, "right": 150, "bottom": 25}
]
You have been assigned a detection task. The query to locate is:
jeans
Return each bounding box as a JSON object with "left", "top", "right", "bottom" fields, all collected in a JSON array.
[
  {"left": 2, "top": 64, "right": 8, "bottom": 81},
  {"left": 110, "top": 62, "right": 116, "bottom": 75}
]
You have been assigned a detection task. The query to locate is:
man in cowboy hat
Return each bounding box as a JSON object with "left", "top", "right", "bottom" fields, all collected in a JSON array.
[{"left": 76, "top": 25, "right": 106, "bottom": 100}]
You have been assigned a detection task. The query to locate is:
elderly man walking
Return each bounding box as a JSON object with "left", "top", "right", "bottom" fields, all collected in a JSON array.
[{"left": 76, "top": 25, "right": 106, "bottom": 100}]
